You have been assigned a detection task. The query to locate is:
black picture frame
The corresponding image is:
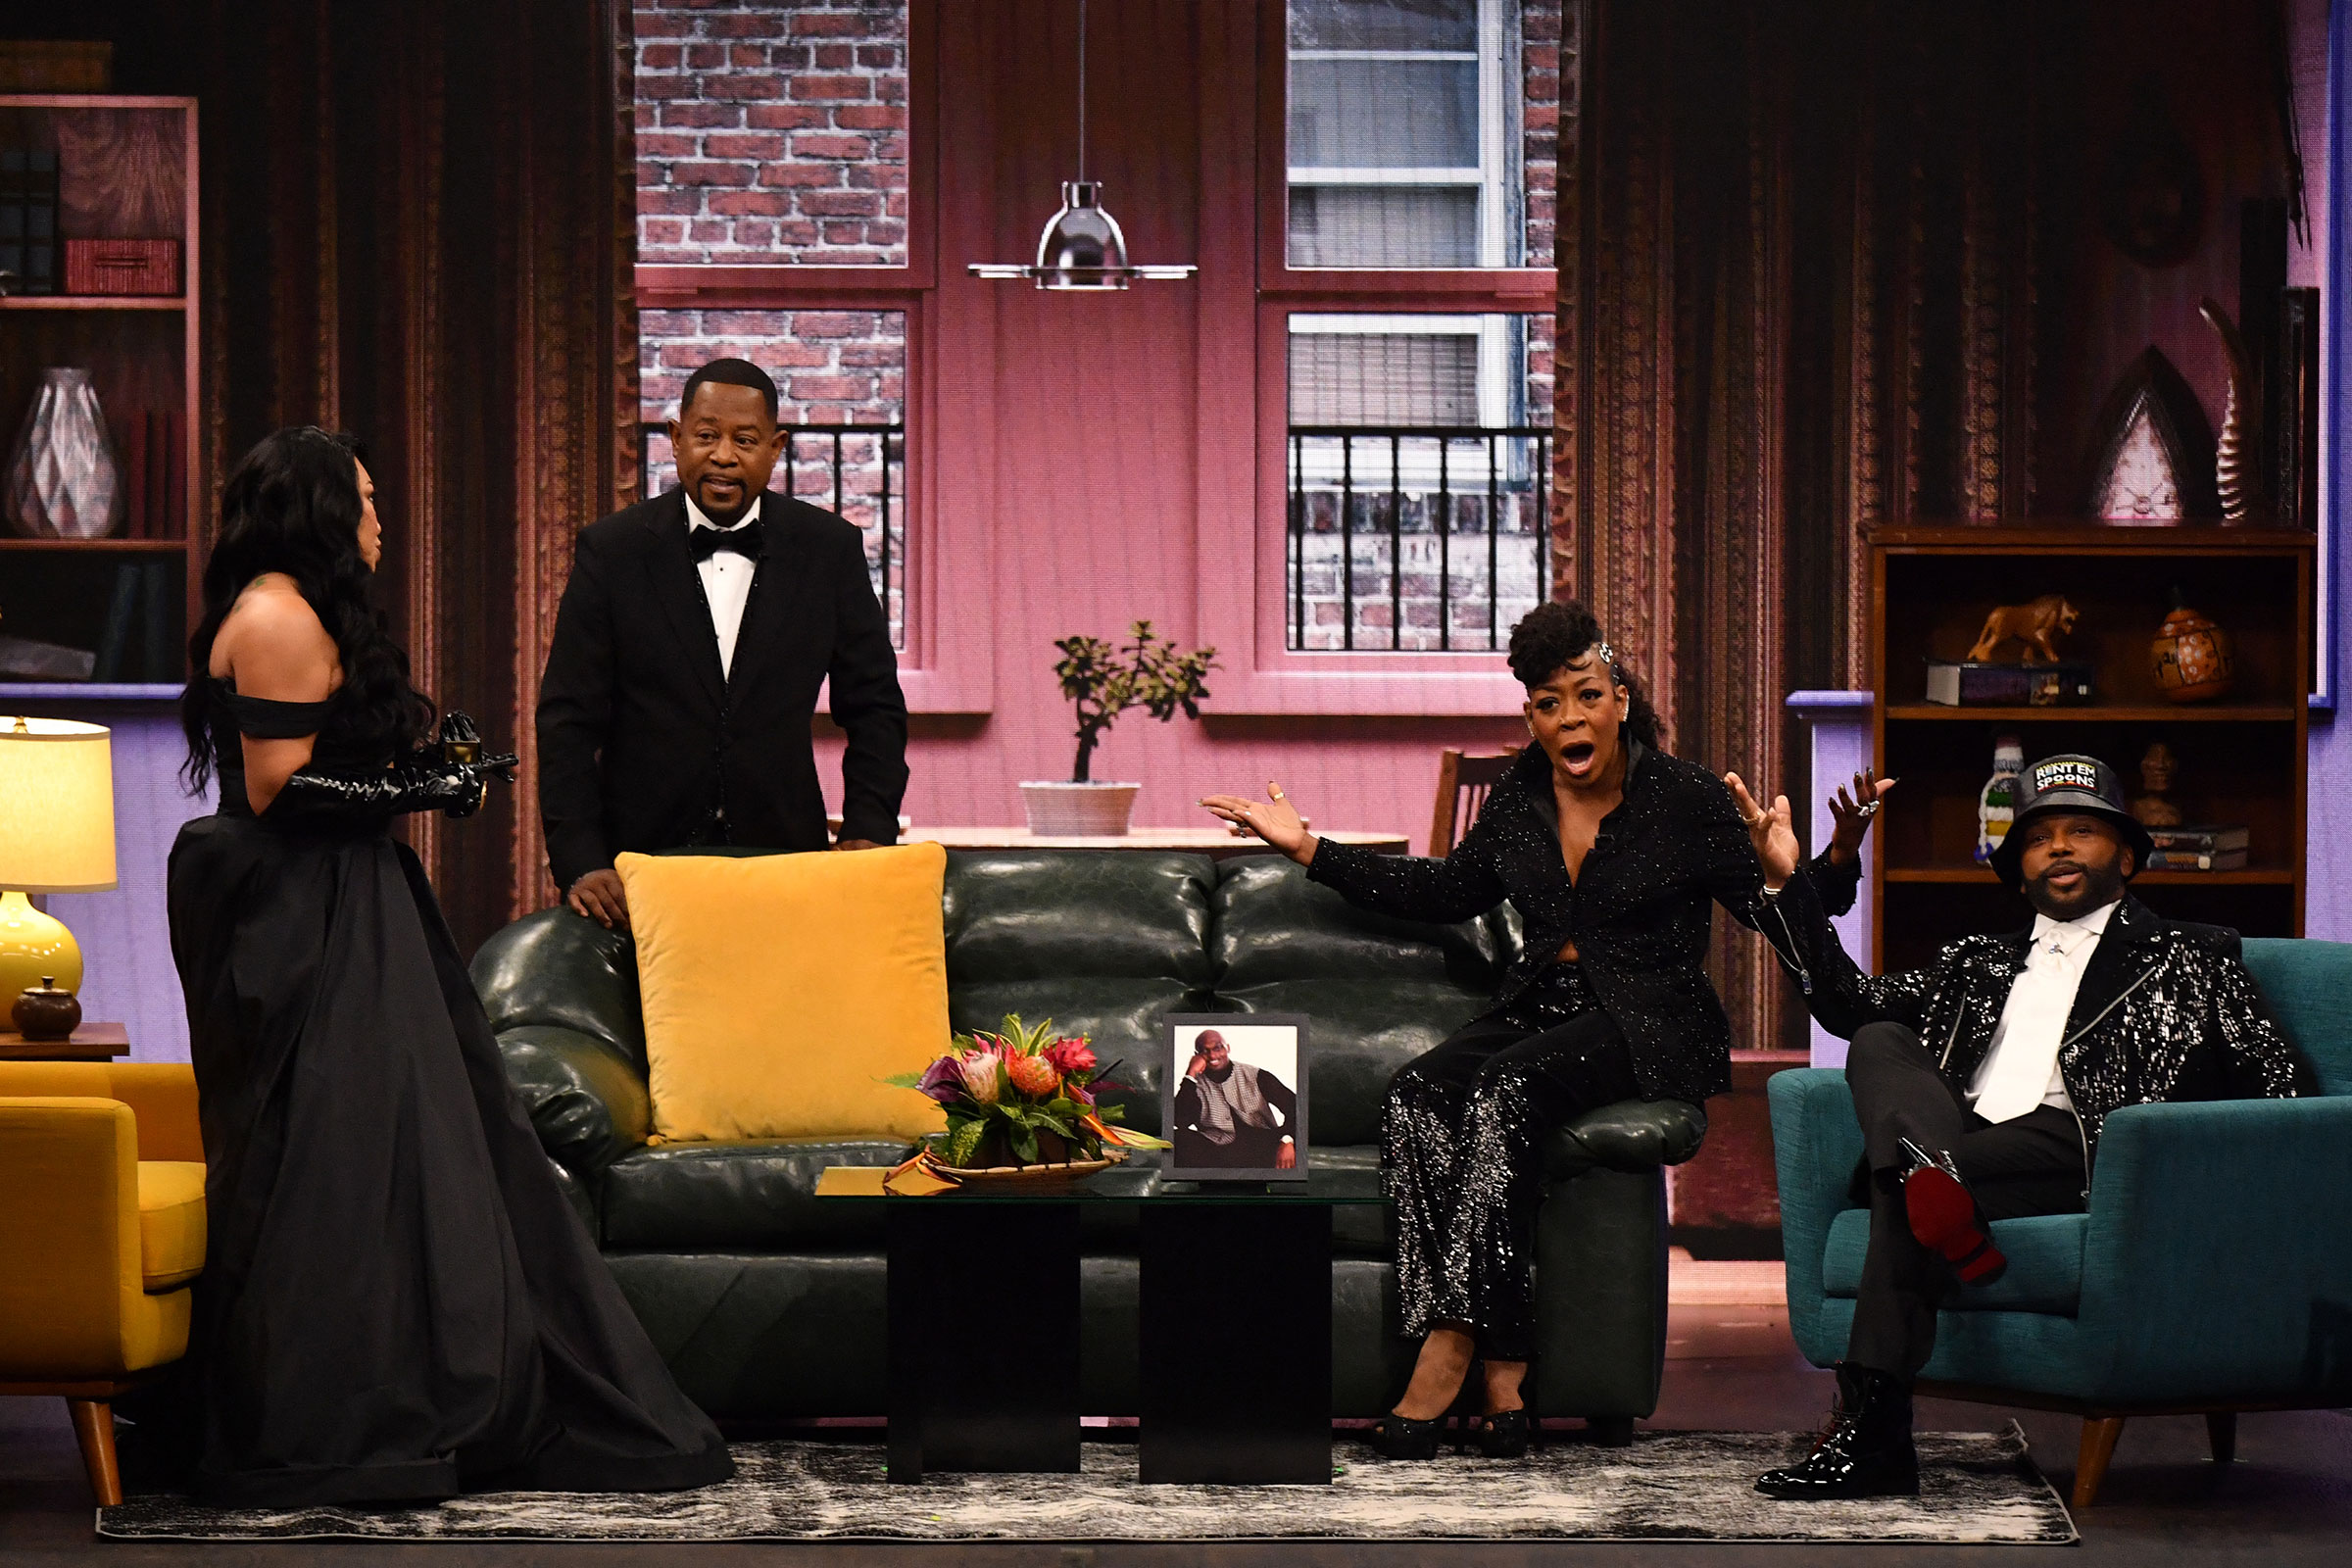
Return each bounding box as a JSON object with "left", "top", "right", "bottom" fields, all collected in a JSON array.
[{"left": 1159, "top": 1013, "right": 1309, "bottom": 1182}]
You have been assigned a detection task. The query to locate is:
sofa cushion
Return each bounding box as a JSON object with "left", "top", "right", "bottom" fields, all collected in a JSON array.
[
  {"left": 135, "top": 1160, "right": 206, "bottom": 1293},
  {"left": 620, "top": 843, "right": 952, "bottom": 1144},
  {"left": 945, "top": 852, "right": 1218, "bottom": 1135},
  {"left": 1821, "top": 1208, "right": 2087, "bottom": 1314},
  {"left": 601, "top": 1140, "right": 908, "bottom": 1250},
  {"left": 1211, "top": 856, "right": 1508, "bottom": 991},
  {"left": 2240, "top": 937, "right": 2352, "bottom": 1095},
  {"left": 1211, "top": 858, "right": 1505, "bottom": 1147}
]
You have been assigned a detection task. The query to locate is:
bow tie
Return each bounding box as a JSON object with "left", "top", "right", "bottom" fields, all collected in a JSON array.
[{"left": 687, "top": 522, "right": 761, "bottom": 564}]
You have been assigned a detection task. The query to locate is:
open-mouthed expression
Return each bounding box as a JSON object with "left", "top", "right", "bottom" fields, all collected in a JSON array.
[
  {"left": 669, "top": 382, "right": 785, "bottom": 523},
  {"left": 1525, "top": 657, "right": 1627, "bottom": 788},
  {"left": 2017, "top": 812, "right": 2131, "bottom": 918}
]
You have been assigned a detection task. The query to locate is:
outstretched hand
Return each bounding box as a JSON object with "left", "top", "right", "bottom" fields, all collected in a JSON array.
[
  {"left": 1826, "top": 772, "right": 1895, "bottom": 865},
  {"left": 1723, "top": 771, "right": 1801, "bottom": 889},
  {"left": 1200, "top": 781, "right": 1316, "bottom": 863}
]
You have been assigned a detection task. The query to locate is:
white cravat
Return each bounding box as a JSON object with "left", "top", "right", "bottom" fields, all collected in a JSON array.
[
  {"left": 1970, "top": 900, "right": 2118, "bottom": 1124},
  {"left": 684, "top": 493, "right": 760, "bottom": 678}
]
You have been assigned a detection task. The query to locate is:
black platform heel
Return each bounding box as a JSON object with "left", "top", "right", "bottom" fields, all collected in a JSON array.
[
  {"left": 1475, "top": 1408, "right": 1533, "bottom": 1458},
  {"left": 1370, "top": 1411, "right": 1448, "bottom": 1460}
]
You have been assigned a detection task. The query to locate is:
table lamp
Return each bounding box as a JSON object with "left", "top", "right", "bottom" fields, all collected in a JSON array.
[{"left": 0, "top": 715, "right": 117, "bottom": 1008}]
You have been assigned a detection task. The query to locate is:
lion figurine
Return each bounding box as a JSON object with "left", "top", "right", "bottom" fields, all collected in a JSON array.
[{"left": 1965, "top": 594, "right": 2078, "bottom": 664}]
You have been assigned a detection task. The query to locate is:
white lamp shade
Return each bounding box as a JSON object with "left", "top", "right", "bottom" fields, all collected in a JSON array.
[{"left": 0, "top": 717, "right": 118, "bottom": 892}]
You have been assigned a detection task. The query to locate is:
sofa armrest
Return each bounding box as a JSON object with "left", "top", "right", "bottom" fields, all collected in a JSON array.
[
  {"left": 1543, "top": 1099, "right": 1707, "bottom": 1179},
  {"left": 2075, "top": 1095, "right": 2352, "bottom": 1400},
  {"left": 0, "top": 1096, "right": 147, "bottom": 1377},
  {"left": 1768, "top": 1068, "right": 1864, "bottom": 1368},
  {"left": 497, "top": 1025, "right": 651, "bottom": 1174}
]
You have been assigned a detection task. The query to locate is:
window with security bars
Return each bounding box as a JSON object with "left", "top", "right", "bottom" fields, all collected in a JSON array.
[
  {"left": 1286, "top": 314, "right": 1550, "bottom": 652},
  {"left": 1278, "top": 1, "right": 1556, "bottom": 654},
  {"left": 638, "top": 310, "right": 909, "bottom": 652}
]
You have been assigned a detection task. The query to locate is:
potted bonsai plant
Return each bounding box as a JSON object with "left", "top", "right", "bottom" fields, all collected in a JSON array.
[{"left": 1020, "top": 620, "right": 1217, "bottom": 836}]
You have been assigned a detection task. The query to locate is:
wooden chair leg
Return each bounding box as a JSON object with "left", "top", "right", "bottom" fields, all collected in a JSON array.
[
  {"left": 2205, "top": 1411, "right": 2237, "bottom": 1465},
  {"left": 2073, "top": 1415, "right": 2125, "bottom": 1508},
  {"left": 66, "top": 1398, "right": 122, "bottom": 1507}
]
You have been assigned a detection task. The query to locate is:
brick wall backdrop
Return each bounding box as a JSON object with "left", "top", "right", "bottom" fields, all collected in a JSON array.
[{"left": 634, "top": 0, "right": 908, "bottom": 267}]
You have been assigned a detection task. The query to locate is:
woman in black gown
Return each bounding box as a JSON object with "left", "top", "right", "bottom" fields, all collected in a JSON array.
[
  {"left": 168, "top": 427, "right": 732, "bottom": 1505},
  {"left": 1203, "top": 602, "right": 1884, "bottom": 1459}
]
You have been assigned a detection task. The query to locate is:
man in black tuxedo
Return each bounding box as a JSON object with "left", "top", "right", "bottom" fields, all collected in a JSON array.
[
  {"left": 1727, "top": 754, "right": 2312, "bottom": 1501},
  {"left": 537, "top": 358, "right": 907, "bottom": 929}
]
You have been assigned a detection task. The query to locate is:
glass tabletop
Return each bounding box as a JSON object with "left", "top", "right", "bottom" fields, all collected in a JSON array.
[{"left": 814, "top": 1156, "right": 1386, "bottom": 1204}]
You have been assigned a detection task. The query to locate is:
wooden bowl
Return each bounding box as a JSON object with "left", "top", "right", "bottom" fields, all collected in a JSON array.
[{"left": 926, "top": 1150, "right": 1127, "bottom": 1190}]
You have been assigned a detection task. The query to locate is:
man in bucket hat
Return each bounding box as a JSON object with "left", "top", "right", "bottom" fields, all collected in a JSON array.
[{"left": 1724, "top": 754, "right": 2314, "bottom": 1501}]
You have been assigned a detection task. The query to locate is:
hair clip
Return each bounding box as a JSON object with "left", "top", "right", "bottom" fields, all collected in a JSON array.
[{"left": 1592, "top": 640, "right": 1615, "bottom": 665}]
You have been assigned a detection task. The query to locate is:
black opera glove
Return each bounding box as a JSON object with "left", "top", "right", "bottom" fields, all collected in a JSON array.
[{"left": 264, "top": 753, "right": 520, "bottom": 826}]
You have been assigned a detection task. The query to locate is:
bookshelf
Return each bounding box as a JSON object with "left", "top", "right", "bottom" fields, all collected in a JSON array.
[
  {"left": 1868, "top": 524, "right": 2313, "bottom": 973},
  {"left": 0, "top": 95, "right": 198, "bottom": 693}
]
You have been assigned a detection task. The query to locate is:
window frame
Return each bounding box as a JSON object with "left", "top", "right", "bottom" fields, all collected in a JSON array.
[
  {"left": 631, "top": 1, "right": 986, "bottom": 713},
  {"left": 1196, "top": 0, "right": 1555, "bottom": 714}
]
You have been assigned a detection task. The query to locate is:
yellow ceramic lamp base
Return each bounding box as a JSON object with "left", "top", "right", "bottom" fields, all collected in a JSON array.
[{"left": 0, "top": 888, "right": 82, "bottom": 1005}]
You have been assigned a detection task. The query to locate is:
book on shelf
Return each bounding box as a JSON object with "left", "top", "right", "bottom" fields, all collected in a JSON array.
[
  {"left": 21, "top": 147, "right": 55, "bottom": 294},
  {"left": 1924, "top": 660, "right": 2095, "bottom": 707},
  {"left": 91, "top": 564, "right": 141, "bottom": 681},
  {"left": 138, "top": 559, "right": 173, "bottom": 682},
  {"left": 0, "top": 147, "right": 23, "bottom": 287},
  {"left": 2144, "top": 848, "right": 2250, "bottom": 872},
  {"left": 2143, "top": 824, "right": 2250, "bottom": 854},
  {"left": 165, "top": 408, "right": 184, "bottom": 539},
  {"left": 122, "top": 413, "right": 148, "bottom": 539}
]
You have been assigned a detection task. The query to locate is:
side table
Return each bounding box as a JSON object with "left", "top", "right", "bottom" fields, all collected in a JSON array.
[
  {"left": 815, "top": 1161, "right": 1385, "bottom": 1485},
  {"left": 0, "top": 1023, "right": 129, "bottom": 1061}
]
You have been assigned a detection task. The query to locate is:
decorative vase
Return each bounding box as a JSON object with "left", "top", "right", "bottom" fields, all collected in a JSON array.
[
  {"left": 2151, "top": 594, "right": 2234, "bottom": 703},
  {"left": 1018, "top": 780, "right": 1140, "bottom": 837},
  {"left": 6, "top": 368, "right": 122, "bottom": 538},
  {"left": 11, "top": 975, "right": 80, "bottom": 1042}
]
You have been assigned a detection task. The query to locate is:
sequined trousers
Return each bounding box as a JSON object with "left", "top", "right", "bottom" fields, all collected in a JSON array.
[{"left": 1380, "top": 963, "right": 1644, "bottom": 1360}]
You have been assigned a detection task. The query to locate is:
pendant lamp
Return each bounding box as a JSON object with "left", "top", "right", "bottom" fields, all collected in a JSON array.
[{"left": 968, "top": 0, "right": 1196, "bottom": 290}]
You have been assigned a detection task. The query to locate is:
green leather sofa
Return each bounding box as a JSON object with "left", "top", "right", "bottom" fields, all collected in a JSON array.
[
  {"left": 471, "top": 850, "right": 1706, "bottom": 1436},
  {"left": 1770, "top": 937, "right": 2352, "bottom": 1505}
]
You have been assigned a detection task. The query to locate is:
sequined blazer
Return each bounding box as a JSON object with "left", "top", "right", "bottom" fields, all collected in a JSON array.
[
  {"left": 1306, "top": 742, "right": 1852, "bottom": 1104},
  {"left": 1759, "top": 868, "right": 2316, "bottom": 1167}
]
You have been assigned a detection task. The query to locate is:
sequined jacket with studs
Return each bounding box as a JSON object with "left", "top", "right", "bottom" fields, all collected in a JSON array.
[{"left": 1758, "top": 868, "right": 2315, "bottom": 1167}]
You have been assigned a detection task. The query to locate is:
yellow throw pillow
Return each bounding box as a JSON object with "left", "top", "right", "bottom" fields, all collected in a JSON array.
[{"left": 618, "top": 844, "right": 951, "bottom": 1144}]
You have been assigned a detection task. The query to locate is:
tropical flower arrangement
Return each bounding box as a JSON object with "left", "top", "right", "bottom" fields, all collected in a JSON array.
[{"left": 886, "top": 1013, "right": 1171, "bottom": 1171}]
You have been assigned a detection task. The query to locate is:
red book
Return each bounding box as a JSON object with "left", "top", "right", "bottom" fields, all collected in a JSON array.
[{"left": 121, "top": 414, "right": 147, "bottom": 538}]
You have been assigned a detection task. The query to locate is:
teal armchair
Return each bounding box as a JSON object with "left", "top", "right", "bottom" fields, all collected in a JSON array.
[{"left": 1770, "top": 938, "right": 2352, "bottom": 1507}]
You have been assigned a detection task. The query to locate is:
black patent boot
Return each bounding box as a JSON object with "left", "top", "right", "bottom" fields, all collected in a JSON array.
[{"left": 1755, "top": 1364, "right": 1919, "bottom": 1500}]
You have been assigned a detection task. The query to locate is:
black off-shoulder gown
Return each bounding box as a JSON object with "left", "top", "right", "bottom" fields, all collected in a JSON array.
[{"left": 164, "top": 681, "right": 731, "bottom": 1506}]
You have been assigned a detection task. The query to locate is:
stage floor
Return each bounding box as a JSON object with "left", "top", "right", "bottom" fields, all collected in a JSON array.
[{"left": 6, "top": 1264, "right": 2347, "bottom": 1565}]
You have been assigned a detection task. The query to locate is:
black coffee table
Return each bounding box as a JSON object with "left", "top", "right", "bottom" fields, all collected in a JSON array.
[{"left": 817, "top": 1161, "right": 1386, "bottom": 1484}]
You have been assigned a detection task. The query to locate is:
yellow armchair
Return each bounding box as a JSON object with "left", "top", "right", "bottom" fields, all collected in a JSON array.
[{"left": 0, "top": 1061, "right": 205, "bottom": 1506}]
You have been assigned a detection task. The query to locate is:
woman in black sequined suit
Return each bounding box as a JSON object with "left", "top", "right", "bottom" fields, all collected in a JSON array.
[{"left": 1204, "top": 603, "right": 1882, "bottom": 1458}]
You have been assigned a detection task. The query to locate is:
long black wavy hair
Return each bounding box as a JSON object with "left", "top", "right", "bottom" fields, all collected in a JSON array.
[
  {"left": 180, "top": 426, "right": 434, "bottom": 792},
  {"left": 1506, "top": 600, "right": 1665, "bottom": 751}
]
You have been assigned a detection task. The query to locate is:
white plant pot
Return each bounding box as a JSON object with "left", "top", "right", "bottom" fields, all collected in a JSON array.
[{"left": 1018, "top": 781, "right": 1140, "bottom": 837}]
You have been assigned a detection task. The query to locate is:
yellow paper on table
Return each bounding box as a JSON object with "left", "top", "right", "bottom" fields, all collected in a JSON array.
[{"left": 617, "top": 844, "right": 952, "bottom": 1144}]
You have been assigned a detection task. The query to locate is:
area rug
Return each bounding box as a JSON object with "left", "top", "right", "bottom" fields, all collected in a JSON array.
[{"left": 98, "top": 1426, "right": 2076, "bottom": 1544}]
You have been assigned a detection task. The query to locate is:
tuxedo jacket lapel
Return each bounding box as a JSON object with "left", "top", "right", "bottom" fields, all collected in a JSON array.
[
  {"left": 2065, "top": 896, "right": 2158, "bottom": 1038},
  {"left": 641, "top": 490, "right": 727, "bottom": 709}
]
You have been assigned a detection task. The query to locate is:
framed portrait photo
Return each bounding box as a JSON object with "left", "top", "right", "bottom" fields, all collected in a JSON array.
[{"left": 1160, "top": 1014, "right": 1308, "bottom": 1183}]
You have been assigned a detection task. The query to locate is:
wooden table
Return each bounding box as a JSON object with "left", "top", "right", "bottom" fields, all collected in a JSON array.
[
  {"left": 0, "top": 1022, "right": 129, "bottom": 1061},
  {"left": 899, "top": 827, "right": 1408, "bottom": 859}
]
